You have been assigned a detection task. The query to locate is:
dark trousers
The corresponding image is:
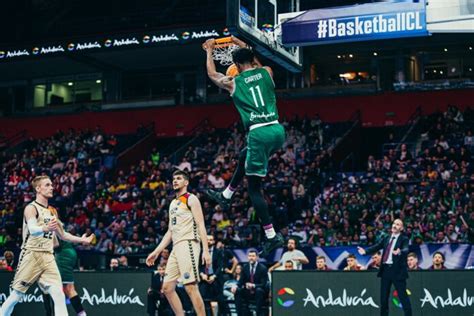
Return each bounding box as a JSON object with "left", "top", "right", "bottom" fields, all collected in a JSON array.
[
  {"left": 380, "top": 267, "right": 412, "bottom": 316},
  {"left": 235, "top": 288, "right": 266, "bottom": 316},
  {"left": 147, "top": 291, "right": 173, "bottom": 316}
]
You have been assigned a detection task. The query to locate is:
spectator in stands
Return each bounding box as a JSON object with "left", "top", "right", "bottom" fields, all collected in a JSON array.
[
  {"left": 268, "top": 238, "right": 308, "bottom": 272},
  {"left": 95, "top": 231, "right": 112, "bottom": 253},
  {"left": 284, "top": 260, "right": 294, "bottom": 271},
  {"left": 429, "top": 252, "right": 447, "bottom": 270},
  {"left": 407, "top": 252, "right": 420, "bottom": 270},
  {"left": 232, "top": 250, "right": 268, "bottom": 316},
  {"left": 223, "top": 264, "right": 242, "bottom": 302},
  {"left": 316, "top": 256, "right": 331, "bottom": 271},
  {"left": 110, "top": 258, "right": 119, "bottom": 271},
  {"left": 344, "top": 253, "right": 364, "bottom": 271},
  {"left": 177, "top": 157, "right": 192, "bottom": 172},
  {"left": 367, "top": 251, "right": 382, "bottom": 271},
  {"left": 0, "top": 256, "right": 12, "bottom": 271},
  {"left": 3, "top": 251, "right": 14, "bottom": 270}
]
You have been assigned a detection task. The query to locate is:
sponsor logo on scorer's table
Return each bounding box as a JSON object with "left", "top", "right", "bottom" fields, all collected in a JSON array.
[
  {"left": 277, "top": 287, "right": 295, "bottom": 308},
  {"left": 392, "top": 289, "right": 412, "bottom": 308}
]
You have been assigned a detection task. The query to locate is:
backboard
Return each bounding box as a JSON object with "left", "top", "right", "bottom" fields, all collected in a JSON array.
[{"left": 226, "top": 0, "right": 303, "bottom": 73}]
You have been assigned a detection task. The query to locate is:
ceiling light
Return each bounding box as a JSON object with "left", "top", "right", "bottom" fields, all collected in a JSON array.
[{"left": 68, "top": 82, "right": 73, "bottom": 86}]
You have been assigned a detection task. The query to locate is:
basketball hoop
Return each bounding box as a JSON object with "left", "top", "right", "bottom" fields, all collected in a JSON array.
[{"left": 212, "top": 37, "right": 239, "bottom": 66}]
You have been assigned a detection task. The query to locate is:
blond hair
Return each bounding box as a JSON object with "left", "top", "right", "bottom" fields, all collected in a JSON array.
[{"left": 31, "top": 175, "right": 50, "bottom": 193}]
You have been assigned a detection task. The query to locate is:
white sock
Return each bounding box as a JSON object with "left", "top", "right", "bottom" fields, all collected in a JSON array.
[
  {"left": 0, "top": 289, "right": 22, "bottom": 316},
  {"left": 264, "top": 225, "right": 276, "bottom": 239},
  {"left": 222, "top": 186, "right": 235, "bottom": 199}
]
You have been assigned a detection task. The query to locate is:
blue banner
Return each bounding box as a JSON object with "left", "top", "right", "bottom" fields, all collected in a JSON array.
[
  {"left": 282, "top": 1, "right": 429, "bottom": 46},
  {"left": 232, "top": 244, "right": 474, "bottom": 270}
]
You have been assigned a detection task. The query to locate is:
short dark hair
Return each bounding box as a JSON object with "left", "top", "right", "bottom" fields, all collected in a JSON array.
[
  {"left": 285, "top": 260, "right": 294, "bottom": 266},
  {"left": 248, "top": 249, "right": 258, "bottom": 256},
  {"left": 173, "top": 169, "right": 189, "bottom": 181},
  {"left": 347, "top": 253, "right": 356, "bottom": 259},
  {"left": 316, "top": 255, "right": 326, "bottom": 261},
  {"left": 433, "top": 251, "right": 445, "bottom": 261},
  {"left": 407, "top": 252, "right": 418, "bottom": 259},
  {"left": 232, "top": 48, "right": 255, "bottom": 65},
  {"left": 288, "top": 237, "right": 298, "bottom": 246}
]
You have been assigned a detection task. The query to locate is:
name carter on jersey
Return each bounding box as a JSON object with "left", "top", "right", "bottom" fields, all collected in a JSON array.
[{"left": 244, "top": 72, "right": 263, "bottom": 84}]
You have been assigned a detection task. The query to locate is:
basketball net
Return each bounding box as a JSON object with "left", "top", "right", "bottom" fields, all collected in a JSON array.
[{"left": 212, "top": 37, "right": 239, "bottom": 66}]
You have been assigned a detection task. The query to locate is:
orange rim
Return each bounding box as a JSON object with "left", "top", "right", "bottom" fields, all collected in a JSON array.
[{"left": 214, "top": 37, "right": 235, "bottom": 48}]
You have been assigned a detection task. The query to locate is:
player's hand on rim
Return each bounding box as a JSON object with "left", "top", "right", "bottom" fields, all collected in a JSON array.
[{"left": 202, "top": 39, "right": 215, "bottom": 52}]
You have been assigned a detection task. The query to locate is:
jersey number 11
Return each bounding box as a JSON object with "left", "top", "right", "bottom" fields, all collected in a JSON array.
[{"left": 249, "top": 85, "right": 265, "bottom": 108}]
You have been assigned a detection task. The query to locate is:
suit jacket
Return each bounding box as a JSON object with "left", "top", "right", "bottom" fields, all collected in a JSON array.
[
  {"left": 365, "top": 234, "right": 409, "bottom": 280},
  {"left": 238, "top": 262, "right": 269, "bottom": 291},
  {"left": 199, "top": 247, "right": 228, "bottom": 278},
  {"left": 151, "top": 271, "right": 165, "bottom": 292}
]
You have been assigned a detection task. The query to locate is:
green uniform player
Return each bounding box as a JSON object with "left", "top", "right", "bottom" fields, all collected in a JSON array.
[
  {"left": 232, "top": 67, "right": 286, "bottom": 177},
  {"left": 203, "top": 37, "right": 285, "bottom": 257},
  {"left": 56, "top": 239, "right": 77, "bottom": 284}
]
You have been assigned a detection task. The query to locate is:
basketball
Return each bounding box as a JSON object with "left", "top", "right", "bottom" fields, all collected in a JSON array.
[{"left": 226, "top": 63, "right": 240, "bottom": 77}]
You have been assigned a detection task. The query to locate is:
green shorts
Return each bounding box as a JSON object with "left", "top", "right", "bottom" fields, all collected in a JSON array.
[
  {"left": 56, "top": 248, "right": 77, "bottom": 284},
  {"left": 246, "top": 123, "right": 285, "bottom": 177}
]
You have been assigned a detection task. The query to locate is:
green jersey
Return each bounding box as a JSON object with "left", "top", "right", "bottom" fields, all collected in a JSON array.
[{"left": 231, "top": 68, "right": 279, "bottom": 130}]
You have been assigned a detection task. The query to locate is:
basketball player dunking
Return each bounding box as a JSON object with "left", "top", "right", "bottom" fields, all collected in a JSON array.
[
  {"left": 0, "top": 176, "right": 93, "bottom": 316},
  {"left": 146, "top": 170, "right": 211, "bottom": 316}
]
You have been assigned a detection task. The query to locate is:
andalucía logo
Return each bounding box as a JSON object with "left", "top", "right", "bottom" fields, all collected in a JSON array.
[
  {"left": 68, "top": 43, "right": 75, "bottom": 51},
  {"left": 182, "top": 31, "right": 190, "bottom": 40},
  {"left": 223, "top": 28, "right": 230, "bottom": 36},
  {"left": 32, "top": 47, "right": 40, "bottom": 55},
  {"left": 392, "top": 289, "right": 412, "bottom": 308},
  {"left": 0, "top": 51, "right": 5, "bottom": 59},
  {"left": 277, "top": 287, "right": 295, "bottom": 308},
  {"left": 104, "top": 39, "right": 112, "bottom": 47},
  {"left": 143, "top": 35, "right": 150, "bottom": 43}
]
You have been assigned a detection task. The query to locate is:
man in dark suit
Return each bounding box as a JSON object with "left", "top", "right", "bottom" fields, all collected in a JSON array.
[
  {"left": 358, "top": 219, "right": 412, "bottom": 316},
  {"left": 199, "top": 235, "right": 238, "bottom": 315},
  {"left": 232, "top": 250, "right": 268, "bottom": 316},
  {"left": 147, "top": 264, "right": 172, "bottom": 316}
]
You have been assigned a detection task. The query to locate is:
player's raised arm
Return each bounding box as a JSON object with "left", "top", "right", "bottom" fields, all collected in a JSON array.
[
  {"left": 203, "top": 39, "right": 234, "bottom": 93},
  {"left": 188, "top": 194, "right": 211, "bottom": 268},
  {"left": 146, "top": 229, "right": 172, "bottom": 266}
]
